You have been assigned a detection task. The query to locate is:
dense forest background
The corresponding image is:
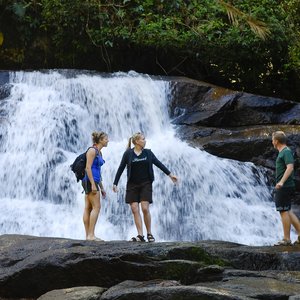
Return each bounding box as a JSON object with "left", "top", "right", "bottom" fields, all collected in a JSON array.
[{"left": 0, "top": 0, "right": 299, "bottom": 101}]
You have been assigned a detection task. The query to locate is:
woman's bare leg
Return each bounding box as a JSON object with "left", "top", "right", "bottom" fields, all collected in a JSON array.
[
  {"left": 130, "top": 202, "right": 143, "bottom": 236},
  {"left": 141, "top": 201, "right": 151, "bottom": 234},
  {"left": 86, "top": 192, "right": 101, "bottom": 240},
  {"left": 83, "top": 194, "right": 92, "bottom": 239}
]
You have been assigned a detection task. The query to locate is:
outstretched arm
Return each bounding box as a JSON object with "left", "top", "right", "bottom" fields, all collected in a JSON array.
[
  {"left": 151, "top": 151, "right": 178, "bottom": 183},
  {"left": 151, "top": 151, "right": 171, "bottom": 175}
]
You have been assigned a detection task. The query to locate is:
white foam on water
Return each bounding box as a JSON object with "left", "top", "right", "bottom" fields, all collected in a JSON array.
[{"left": 0, "top": 70, "right": 287, "bottom": 245}]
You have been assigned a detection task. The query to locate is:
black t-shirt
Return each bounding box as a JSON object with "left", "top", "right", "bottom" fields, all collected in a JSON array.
[{"left": 129, "top": 150, "right": 151, "bottom": 183}]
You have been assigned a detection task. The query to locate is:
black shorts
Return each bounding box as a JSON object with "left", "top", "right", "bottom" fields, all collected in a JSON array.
[
  {"left": 82, "top": 180, "right": 99, "bottom": 195},
  {"left": 125, "top": 181, "right": 153, "bottom": 204},
  {"left": 274, "top": 187, "right": 295, "bottom": 212}
]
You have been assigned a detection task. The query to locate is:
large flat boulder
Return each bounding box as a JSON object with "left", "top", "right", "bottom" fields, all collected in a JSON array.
[
  {"left": 1, "top": 235, "right": 300, "bottom": 299},
  {"left": 101, "top": 280, "right": 251, "bottom": 300}
]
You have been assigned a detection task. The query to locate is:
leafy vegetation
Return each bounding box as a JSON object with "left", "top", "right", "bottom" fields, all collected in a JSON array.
[{"left": 0, "top": 0, "right": 299, "bottom": 101}]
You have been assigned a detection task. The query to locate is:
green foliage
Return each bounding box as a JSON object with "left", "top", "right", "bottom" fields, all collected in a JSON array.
[
  {"left": 288, "top": 43, "right": 300, "bottom": 76},
  {"left": 280, "top": 0, "right": 300, "bottom": 77},
  {"left": 0, "top": 0, "right": 299, "bottom": 100}
]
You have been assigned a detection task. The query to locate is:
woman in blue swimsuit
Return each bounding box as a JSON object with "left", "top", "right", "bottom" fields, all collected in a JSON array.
[{"left": 82, "top": 131, "right": 109, "bottom": 241}]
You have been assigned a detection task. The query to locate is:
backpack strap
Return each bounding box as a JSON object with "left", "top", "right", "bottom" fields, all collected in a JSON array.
[{"left": 86, "top": 146, "right": 99, "bottom": 155}]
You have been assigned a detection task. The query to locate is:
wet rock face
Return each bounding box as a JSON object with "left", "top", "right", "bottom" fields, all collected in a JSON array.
[
  {"left": 0, "top": 72, "right": 11, "bottom": 149},
  {"left": 168, "top": 78, "right": 300, "bottom": 204},
  {"left": 0, "top": 72, "right": 9, "bottom": 86},
  {"left": 168, "top": 79, "right": 300, "bottom": 164},
  {"left": 1, "top": 235, "right": 300, "bottom": 299},
  {"left": 169, "top": 80, "right": 300, "bottom": 128},
  {"left": 0, "top": 83, "right": 11, "bottom": 101},
  {"left": 0, "top": 72, "right": 11, "bottom": 102}
]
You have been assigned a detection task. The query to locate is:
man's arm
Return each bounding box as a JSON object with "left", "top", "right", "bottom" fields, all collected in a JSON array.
[{"left": 276, "top": 164, "right": 294, "bottom": 189}]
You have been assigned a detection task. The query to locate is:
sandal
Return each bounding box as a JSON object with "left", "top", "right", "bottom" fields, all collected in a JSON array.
[
  {"left": 147, "top": 233, "right": 155, "bottom": 243},
  {"left": 294, "top": 236, "right": 300, "bottom": 245},
  {"left": 131, "top": 235, "right": 145, "bottom": 242},
  {"left": 274, "top": 239, "right": 292, "bottom": 246}
]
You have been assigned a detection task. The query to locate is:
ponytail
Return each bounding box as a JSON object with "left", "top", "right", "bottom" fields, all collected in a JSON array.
[
  {"left": 128, "top": 132, "right": 143, "bottom": 149},
  {"left": 127, "top": 137, "right": 132, "bottom": 149}
]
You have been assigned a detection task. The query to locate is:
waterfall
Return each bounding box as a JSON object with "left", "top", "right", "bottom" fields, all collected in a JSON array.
[{"left": 0, "top": 70, "right": 285, "bottom": 245}]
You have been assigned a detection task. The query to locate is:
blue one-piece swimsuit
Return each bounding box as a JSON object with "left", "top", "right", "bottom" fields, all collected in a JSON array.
[{"left": 82, "top": 147, "right": 105, "bottom": 184}]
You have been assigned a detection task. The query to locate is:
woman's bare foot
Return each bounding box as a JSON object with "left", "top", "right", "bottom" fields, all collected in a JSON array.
[{"left": 86, "top": 236, "right": 104, "bottom": 241}]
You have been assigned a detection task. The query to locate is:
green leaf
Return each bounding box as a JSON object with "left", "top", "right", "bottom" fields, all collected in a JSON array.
[
  {"left": 11, "top": 3, "right": 26, "bottom": 18},
  {"left": 105, "top": 40, "right": 113, "bottom": 47},
  {"left": 0, "top": 32, "right": 3, "bottom": 46}
]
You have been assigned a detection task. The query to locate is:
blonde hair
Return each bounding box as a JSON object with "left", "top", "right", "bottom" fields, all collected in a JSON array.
[
  {"left": 92, "top": 131, "right": 107, "bottom": 144},
  {"left": 127, "top": 132, "right": 143, "bottom": 149},
  {"left": 272, "top": 131, "right": 287, "bottom": 144}
]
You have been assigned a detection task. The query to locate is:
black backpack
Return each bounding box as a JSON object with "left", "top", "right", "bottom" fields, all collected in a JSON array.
[{"left": 70, "top": 147, "right": 94, "bottom": 182}]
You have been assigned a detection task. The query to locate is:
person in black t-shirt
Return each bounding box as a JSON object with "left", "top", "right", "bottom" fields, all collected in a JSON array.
[{"left": 113, "top": 132, "right": 178, "bottom": 242}]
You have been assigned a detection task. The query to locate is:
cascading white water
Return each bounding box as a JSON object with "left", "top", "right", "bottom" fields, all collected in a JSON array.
[{"left": 0, "top": 70, "right": 287, "bottom": 245}]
